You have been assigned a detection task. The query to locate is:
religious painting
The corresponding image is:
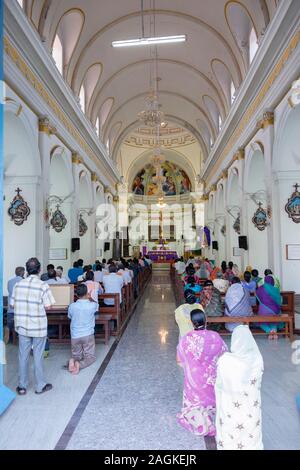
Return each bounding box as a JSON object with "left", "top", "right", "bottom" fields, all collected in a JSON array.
[
  {"left": 252, "top": 203, "right": 268, "bottom": 231},
  {"left": 132, "top": 161, "right": 191, "bottom": 196},
  {"left": 50, "top": 205, "right": 67, "bottom": 233},
  {"left": 8, "top": 188, "right": 31, "bottom": 226},
  {"left": 79, "top": 214, "right": 88, "bottom": 237},
  {"left": 285, "top": 183, "right": 300, "bottom": 223},
  {"left": 233, "top": 215, "right": 241, "bottom": 235}
]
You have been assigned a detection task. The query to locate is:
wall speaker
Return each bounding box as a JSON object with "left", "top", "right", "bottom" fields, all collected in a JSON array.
[
  {"left": 238, "top": 236, "right": 248, "bottom": 250},
  {"left": 104, "top": 242, "right": 110, "bottom": 251},
  {"left": 212, "top": 241, "right": 219, "bottom": 251},
  {"left": 71, "top": 238, "right": 80, "bottom": 252}
]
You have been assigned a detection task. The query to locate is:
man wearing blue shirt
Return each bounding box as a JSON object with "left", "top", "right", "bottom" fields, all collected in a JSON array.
[
  {"left": 67, "top": 284, "right": 98, "bottom": 374},
  {"left": 68, "top": 261, "right": 84, "bottom": 284}
]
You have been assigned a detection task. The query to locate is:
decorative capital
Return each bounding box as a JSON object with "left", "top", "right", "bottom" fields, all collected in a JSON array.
[
  {"left": 104, "top": 186, "right": 110, "bottom": 194},
  {"left": 222, "top": 169, "right": 228, "bottom": 179},
  {"left": 257, "top": 111, "right": 274, "bottom": 129},
  {"left": 91, "top": 172, "right": 98, "bottom": 182},
  {"left": 113, "top": 195, "right": 119, "bottom": 203},
  {"left": 72, "top": 153, "right": 82, "bottom": 165},
  {"left": 39, "top": 117, "right": 50, "bottom": 134},
  {"left": 211, "top": 184, "right": 217, "bottom": 192},
  {"left": 234, "top": 147, "right": 245, "bottom": 161}
]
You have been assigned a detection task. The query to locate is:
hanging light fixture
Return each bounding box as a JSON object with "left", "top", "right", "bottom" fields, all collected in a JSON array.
[{"left": 112, "top": 1, "right": 186, "bottom": 48}]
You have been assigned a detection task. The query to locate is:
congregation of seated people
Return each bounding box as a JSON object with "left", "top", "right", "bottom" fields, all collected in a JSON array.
[
  {"left": 174, "top": 257, "right": 284, "bottom": 340},
  {"left": 4, "top": 254, "right": 152, "bottom": 396},
  {"left": 173, "top": 256, "right": 285, "bottom": 449}
]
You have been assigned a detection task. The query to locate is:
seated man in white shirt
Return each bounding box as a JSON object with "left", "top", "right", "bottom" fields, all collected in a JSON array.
[
  {"left": 117, "top": 263, "right": 131, "bottom": 285},
  {"left": 175, "top": 257, "right": 186, "bottom": 275},
  {"left": 56, "top": 266, "right": 69, "bottom": 284},
  {"left": 213, "top": 270, "right": 229, "bottom": 294},
  {"left": 94, "top": 264, "right": 104, "bottom": 283},
  {"left": 102, "top": 264, "right": 124, "bottom": 306}
]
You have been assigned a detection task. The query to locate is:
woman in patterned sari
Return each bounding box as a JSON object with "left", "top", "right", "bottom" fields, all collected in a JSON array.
[
  {"left": 224, "top": 277, "right": 253, "bottom": 332},
  {"left": 215, "top": 325, "right": 264, "bottom": 450},
  {"left": 177, "top": 309, "right": 227, "bottom": 436},
  {"left": 256, "top": 275, "right": 283, "bottom": 339}
]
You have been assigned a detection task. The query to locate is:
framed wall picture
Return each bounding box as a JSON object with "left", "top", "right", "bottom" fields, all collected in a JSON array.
[
  {"left": 286, "top": 245, "right": 300, "bottom": 260},
  {"left": 49, "top": 248, "right": 68, "bottom": 260},
  {"left": 233, "top": 247, "right": 242, "bottom": 256}
]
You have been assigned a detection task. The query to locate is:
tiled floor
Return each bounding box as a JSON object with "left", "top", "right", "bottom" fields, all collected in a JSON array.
[
  {"left": 66, "top": 272, "right": 206, "bottom": 450},
  {"left": 1, "top": 271, "right": 299, "bottom": 450}
]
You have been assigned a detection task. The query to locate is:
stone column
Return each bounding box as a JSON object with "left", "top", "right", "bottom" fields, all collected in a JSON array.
[{"left": 38, "top": 117, "right": 55, "bottom": 270}]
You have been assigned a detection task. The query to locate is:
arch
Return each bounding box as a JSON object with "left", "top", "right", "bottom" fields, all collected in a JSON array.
[
  {"left": 99, "top": 97, "right": 114, "bottom": 134},
  {"left": 78, "top": 62, "right": 102, "bottom": 117},
  {"left": 78, "top": 169, "right": 93, "bottom": 209},
  {"left": 79, "top": 85, "right": 85, "bottom": 113},
  {"left": 126, "top": 148, "right": 196, "bottom": 194},
  {"left": 211, "top": 58, "right": 238, "bottom": 109},
  {"left": 105, "top": 91, "right": 216, "bottom": 147},
  {"left": 112, "top": 115, "right": 207, "bottom": 165},
  {"left": 225, "top": 1, "right": 259, "bottom": 71},
  {"left": 107, "top": 121, "right": 122, "bottom": 155},
  {"left": 69, "top": 9, "right": 243, "bottom": 89},
  {"left": 243, "top": 144, "right": 268, "bottom": 272},
  {"left": 49, "top": 147, "right": 74, "bottom": 197},
  {"left": 90, "top": 58, "right": 227, "bottom": 122},
  {"left": 203, "top": 95, "right": 222, "bottom": 133}
]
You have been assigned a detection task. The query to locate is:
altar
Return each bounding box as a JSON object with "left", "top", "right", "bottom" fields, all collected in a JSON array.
[{"left": 147, "top": 250, "right": 178, "bottom": 263}]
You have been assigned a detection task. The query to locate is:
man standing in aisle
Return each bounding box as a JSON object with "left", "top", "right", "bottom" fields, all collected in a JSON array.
[{"left": 11, "top": 258, "right": 55, "bottom": 395}]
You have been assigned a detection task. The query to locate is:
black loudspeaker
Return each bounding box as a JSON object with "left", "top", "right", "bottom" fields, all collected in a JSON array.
[
  {"left": 212, "top": 241, "right": 219, "bottom": 251},
  {"left": 71, "top": 238, "right": 80, "bottom": 252},
  {"left": 238, "top": 236, "right": 248, "bottom": 250},
  {"left": 104, "top": 242, "right": 110, "bottom": 251}
]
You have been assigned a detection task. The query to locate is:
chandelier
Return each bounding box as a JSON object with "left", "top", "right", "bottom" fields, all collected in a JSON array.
[{"left": 138, "top": 89, "right": 165, "bottom": 127}]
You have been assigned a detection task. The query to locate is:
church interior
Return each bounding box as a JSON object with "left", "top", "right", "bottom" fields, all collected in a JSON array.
[{"left": 0, "top": 0, "right": 300, "bottom": 451}]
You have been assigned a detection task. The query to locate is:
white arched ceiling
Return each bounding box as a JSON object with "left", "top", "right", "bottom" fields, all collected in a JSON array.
[
  {"left": 79, "top": 63, "right": 102, "bottom": 117},
  {"left": 196, "top": 119, "right": 212, "bottom": 152},
  {"left": 99, "top": 97, "right": 114, "bottom": 133},
  {"left": 107, "top": 121, "right": 122, "bottom": 154},
  {"left": 211, "top": 59, "right": 237, "bottom": 110},
  {"left": 203, "top": 95, "right": 222, "bottom": 133},
  {"left": 27, "top": 1, "right": 272, "bottom": 162},
  {"left": 51, "top": 9, "right": 85, "bottom": 77}
]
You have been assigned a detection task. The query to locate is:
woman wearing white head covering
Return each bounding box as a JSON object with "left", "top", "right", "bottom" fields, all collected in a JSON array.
[{"left": 215, "top": 325, "right": 264, "bottom": 450}]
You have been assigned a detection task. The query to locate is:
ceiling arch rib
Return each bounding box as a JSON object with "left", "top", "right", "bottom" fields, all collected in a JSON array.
[
  {"left": 90, "top": 58, "right": 227, "bottom": 124},
  {"left": 111, "top": 115, "right": 208, "bottom": 166},
  {"left": 79, "top": 63, "right": 102, "bottom": 118},
  {"left": 68, "top": 9, "right": 243, "bottom": 89}
]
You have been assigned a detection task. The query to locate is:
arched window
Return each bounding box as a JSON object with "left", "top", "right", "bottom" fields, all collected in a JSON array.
[
  {"left": 218, "top": 115, "right": 222, "bottom": 132},
  {"left": 249, "top": 27, "right": 258, "bottom": 64},
  {"left": 106, "top": 138, "right": 110, "bottom": 154},
  {"left": 52, "top": 35, "right": 63, "bottom": 75},
  {"left": 96, "top": 117, "right": 100, "bottom": 137},
  {"left": 17, "top": 0, "right": 24, "bottom": 7},
  {"left": 231, "top": 81, "right": 236, "bottom": 104},
  {"left": 210, "top": 136, "right": 214, "bottom": 148},
  {"left": 79, "top": 85, "right": 85, "bottom": 113}
]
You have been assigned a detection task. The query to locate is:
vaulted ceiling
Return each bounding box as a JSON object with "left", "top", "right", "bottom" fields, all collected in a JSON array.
[{"left": 23, "top": 0, "right": 278, "bottom": 165}]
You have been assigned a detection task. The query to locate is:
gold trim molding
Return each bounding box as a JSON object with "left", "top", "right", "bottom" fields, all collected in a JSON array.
[
  {"left": 205, "top": 27, "right": 300, "bottom": 183},
  {"left": 72, "top": 153, "right": 82, "bottom": 165},
  {"left": 91, "top": 172, "right": 98, "bottom": 182},
  {"left": 256, "top": 111, "right": 274, "bottom": 130},
  {"left": 4, "top": 36, "right": 114, "bottom": 185}
]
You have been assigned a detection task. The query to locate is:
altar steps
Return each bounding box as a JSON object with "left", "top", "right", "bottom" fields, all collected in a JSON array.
[{"left": 152, "top": 263, "right": 170, "bottom": 272}]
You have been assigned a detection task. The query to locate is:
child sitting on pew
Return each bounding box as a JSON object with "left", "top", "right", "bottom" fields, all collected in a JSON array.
[{"left": 67, "top": 284, "right": 98, "bottom": 375}]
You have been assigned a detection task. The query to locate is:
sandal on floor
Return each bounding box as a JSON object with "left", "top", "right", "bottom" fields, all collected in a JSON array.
[
  {"left": 35, "top": 383, "right": 53, "bottom": 394},
  {"left": 16, "top": 387, "right": 27, "bottom": 395}
]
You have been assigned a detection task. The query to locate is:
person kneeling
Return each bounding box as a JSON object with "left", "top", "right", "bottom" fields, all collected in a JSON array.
[{"left": 68, "top": 284, "right": 98, "bottom": 375}]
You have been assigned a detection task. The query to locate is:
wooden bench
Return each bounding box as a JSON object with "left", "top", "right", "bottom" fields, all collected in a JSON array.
[{"left": 206, "top": 314, "right": 294, "bottom": 341}]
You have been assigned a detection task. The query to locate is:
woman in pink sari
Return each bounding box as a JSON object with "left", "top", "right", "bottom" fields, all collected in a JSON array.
[{"left": 177, "top": 309, "right": 227, "bottom": 436}]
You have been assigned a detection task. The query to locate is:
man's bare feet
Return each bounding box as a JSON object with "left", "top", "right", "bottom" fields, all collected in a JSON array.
[
  {"left": 68, "top": 358, "right": 76, "bottom": 373},
  {"left": 72, "top": 361, "right": 80, "bottom": 375}
]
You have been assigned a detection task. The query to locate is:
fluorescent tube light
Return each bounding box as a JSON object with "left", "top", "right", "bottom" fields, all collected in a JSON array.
[{"left": 112, "top": 35, "right": 187, "bottom": 48}]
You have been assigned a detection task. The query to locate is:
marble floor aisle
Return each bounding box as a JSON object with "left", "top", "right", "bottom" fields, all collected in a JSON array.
[{"left": 64, "top": 272, "right": 206, "bottom": 450}]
